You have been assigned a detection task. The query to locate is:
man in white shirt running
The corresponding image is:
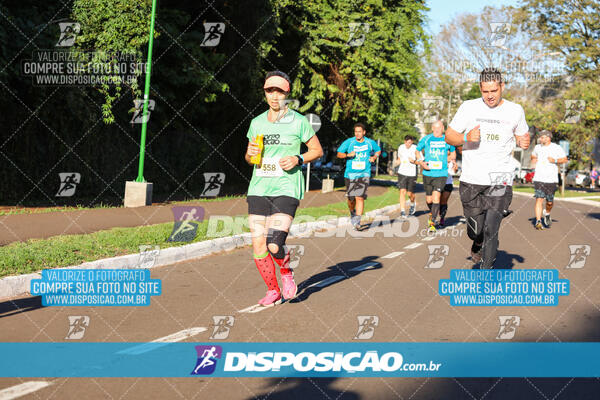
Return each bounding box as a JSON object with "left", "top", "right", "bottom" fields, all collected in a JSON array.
[
  {"left": 394, "top": 135, "right": 419, "bottom": 218},
  {"left": 530, "top": 130, "right": 568, "bottom": 230},
  {"left": 445, "top": 68, "right": 530, "bottom": 269}
]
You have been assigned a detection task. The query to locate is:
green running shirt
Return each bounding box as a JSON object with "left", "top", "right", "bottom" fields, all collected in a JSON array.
[{"left": 246, "top": 110, "right": 315, "bottom": 200}]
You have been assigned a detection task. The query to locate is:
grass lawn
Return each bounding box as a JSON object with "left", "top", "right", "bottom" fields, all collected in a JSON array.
[
  {"left": 0, "top": 188, "right": 400, "bottom": 278},
  {"left": 512, "top": 186, "right": 600, "bottom": 198}
]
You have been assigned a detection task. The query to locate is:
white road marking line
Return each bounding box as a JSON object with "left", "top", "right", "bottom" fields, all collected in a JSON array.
[
  {"left": 0, "top": 381, "right": 53, "bottom": 400},
  {"left": 404, "top": 242, "right": 422, "bottom": 249},
  {"left": 238, "top": 303, "right": 280, "bottom": 314},
  {"left": 117, "top": 327, "right": 207, "bottom": 355},
  {"left": 422, "top": 236, "right": 435, "bottom": 241},
  {"left": 349, "top": 262, "right": 379, "bottom": 272},
  {"left": 382, "top": 251, "right": 405, "bottom": 259}
]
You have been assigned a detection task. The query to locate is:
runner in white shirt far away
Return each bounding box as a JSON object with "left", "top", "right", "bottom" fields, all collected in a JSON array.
[
  {"left": 530, "top": 130, "right": 568, "bottom": 230},
  {"left": 394, "top": 135, "right": 419, "bottom": 218},
  {"left": 444, "top": 68, "right": 530, "bottom": 269}
]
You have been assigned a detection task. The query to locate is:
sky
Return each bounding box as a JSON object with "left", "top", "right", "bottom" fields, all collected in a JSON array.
[{"left": 426, "top": 0, "right": 520, "bottom": 34}]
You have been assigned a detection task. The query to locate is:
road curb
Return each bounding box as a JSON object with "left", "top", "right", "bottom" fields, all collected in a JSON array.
[{"left": 0, "top": 204, "right": 402, "bottom": 300}]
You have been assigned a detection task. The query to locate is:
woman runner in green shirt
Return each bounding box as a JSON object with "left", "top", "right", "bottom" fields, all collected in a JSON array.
[{"left": 245, "top": 71, "right": 323, "bottom": 306}]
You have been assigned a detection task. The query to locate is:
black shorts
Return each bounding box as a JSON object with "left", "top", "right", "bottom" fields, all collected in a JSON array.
[
  {"left": 397, "top": 174, "right": 416, "bottom": 192},
  {"left": 443, "top": 183, "right": 454, "bottom": 193},
  {"left": 534, "top": 182, "right": 558, "bottom": 202},
  {"left": 345, "top": 177, "right": 369, "bottom": 199},
  {"left": 247, "top": 195, "right": 300, "bottom": 217},
  {"left": 423, "top": 176, "right": 446, "bottom": 195},
  {"left": 459, "top": 182, "right": 513, "bottom": 218}
]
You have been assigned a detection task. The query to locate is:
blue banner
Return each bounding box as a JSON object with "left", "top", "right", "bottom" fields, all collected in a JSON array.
[
  {"left": 439, "top": 269, "right": 569, "bottom": 306},
  {"left": 30, "top": 269, "right": 161, "bottom": 306},
  {"left": 1, "top": 342, "right": 599, "bottom": 377}
]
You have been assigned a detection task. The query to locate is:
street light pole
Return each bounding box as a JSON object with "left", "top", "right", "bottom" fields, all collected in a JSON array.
[{"left": 136, "top": 0, "right": 158, "bottom": 183}]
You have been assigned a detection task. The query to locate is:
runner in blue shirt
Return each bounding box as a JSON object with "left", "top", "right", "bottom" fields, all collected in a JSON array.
[
  {"left": 336, "top": 123, "right": 381, "bottom": 229},
  {"left": 417, "top": 120, "right": 456, "bottom": 232}
]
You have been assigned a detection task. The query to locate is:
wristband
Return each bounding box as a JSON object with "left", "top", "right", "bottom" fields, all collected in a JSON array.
[
  {"left": 296, "top": 154, "right": 304, "bottom": 165},
  {"left": 463, "top": 131, "right": 468, "bottom": 143}
]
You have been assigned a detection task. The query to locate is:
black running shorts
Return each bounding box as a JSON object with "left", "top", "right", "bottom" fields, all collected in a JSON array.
[
  {"left": 423, "top": 176, "right": 446, "bottom": 196},
  {"left": 397, "top": 174, "right": 417, "bottom": 192},
  {"left": 247, "top": 195, "right": 300, "bottom": 217},
  {"left": 345, "top": 177, "right": 370, "bottom": 199}
]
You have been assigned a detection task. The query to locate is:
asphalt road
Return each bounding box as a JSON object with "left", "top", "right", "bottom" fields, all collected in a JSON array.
[{"left": 1, "top": 190, "right": 600, "bottom": 399}]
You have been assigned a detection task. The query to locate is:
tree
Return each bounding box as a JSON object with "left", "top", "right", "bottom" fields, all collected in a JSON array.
[
  {"left": 517, "top": 0, "right": 600, "bottom": 80},
  {"left": 268, "top": 0, "right": 429, "bottom": 145}
]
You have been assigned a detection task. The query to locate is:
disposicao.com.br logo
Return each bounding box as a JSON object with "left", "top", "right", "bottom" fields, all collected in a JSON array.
[{"left": 192, "top": 347, "right": 442, "bottom": 376}]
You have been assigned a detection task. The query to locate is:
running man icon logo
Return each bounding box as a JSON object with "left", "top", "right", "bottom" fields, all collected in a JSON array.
[
  {"left": 425, "top": 245, "right": 449, "bottom": 269},
  {"left": 138, "top": 245, "right": 160, "bottom": 268},
  {"left": 421, "top": 98, "right": 445, "bottom": 123},
  {"left": 56, "top": 172, "right": 81, "bottom": 197},
  {"left": 305, "top": 113, "right": 322, "bottom": 133},
  {"left": 274, "top": 99, "right": 300, "bottom": 124},
  {"left": 348, "top": 180, "right": 368, "bottom": 198},
  {"left": 496, "top": 316, "right": 520, "bottom": 340},
  {"left": 566, "top": 245, "right": 591, "bottom": 269},
  {"left": 201, "top": 173, "right": 225, "bottom": 197},
  {"left": 563, "top": 100, "right": 585, "bottom": 123},
  {"left": 167, "top": 206, "right": 205, "bottom": 242},
  {"left": 131, "top": 99, "right": 155, "bottom": 124},
  {"left": 354, "top": 315, "right": 379, "bottom": 340},
  {"left": 286, "top": 245, "right": 305, "bottom": 269},
  {"left": 210, "top": 316, "right": 235, "bottom": 340},
  {"left": 65, "top": 316, "right": 89, "bottom": 340},
  {"left": 200, "top": 23, "right": 225, "bottom": 47},
  {"left": 347, "top": 22, "right": 370, "bottom": 47},
  {"left": 56, "top": 22, "right": 80, "bottom": 47},
  {"left": 488, "top": 172, "right": 513, "bottom": 197},
  {"left": 488, "top": 22, "right": 511, "bottom": 49},
  {"left": 191, "top": 345, "right": 222, "bottom": 375}
]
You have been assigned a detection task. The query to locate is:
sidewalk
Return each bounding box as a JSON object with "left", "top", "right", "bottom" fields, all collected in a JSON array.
[{"left": 0, "top": 187, "right": 387, "bottom": 246}]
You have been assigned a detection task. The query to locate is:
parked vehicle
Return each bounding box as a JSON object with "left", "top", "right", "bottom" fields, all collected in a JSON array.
[
  {"left": 518, "top": 168, "right": 534, "bottom": 183},
  {"left": 565, "top": 170, "right": 591, "bottom": 188}
]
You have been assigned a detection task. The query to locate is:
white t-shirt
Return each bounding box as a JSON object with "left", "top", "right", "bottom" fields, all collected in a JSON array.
[
  {"left": 446, "top": 160, "right": 456, "bottom": 185},
  {"left": 532, "top": 143, "right": 566, "bottom": 183},
  {"left": 449, "top": 98, "right": 529, "bottom": 186},
  {"left": 397, "top": 143, "right": 417, "bottom": 177}
]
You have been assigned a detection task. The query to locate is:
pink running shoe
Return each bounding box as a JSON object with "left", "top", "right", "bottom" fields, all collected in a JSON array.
[
  {"left": 258, "top": 289, "right": 282, "bottom": 306},
  {"left": 281, "top": 272, "right": 298, "bottom": 300}
]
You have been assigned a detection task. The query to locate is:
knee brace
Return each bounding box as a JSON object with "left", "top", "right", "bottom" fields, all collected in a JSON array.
[{"left": 267, "top": 229, "right": 288, "bottom": 259}]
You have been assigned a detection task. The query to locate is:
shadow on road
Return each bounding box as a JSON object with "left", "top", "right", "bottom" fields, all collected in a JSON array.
[
  {"left": 0, "top": 296, "right": 42, "bottom": 319},
  {"left": 247, "top": 377, "right": 359, "bottom": 400},
  {"left": 289, "top": 256, "right": 382, "bottom": 304},
  {"left": 470, "top": 250, "right": 525, "bottom": 270}
]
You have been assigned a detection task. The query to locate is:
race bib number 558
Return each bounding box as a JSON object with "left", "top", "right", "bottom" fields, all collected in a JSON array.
[{"left": 256, "top": 157, "right": 284, "bottom": 177}]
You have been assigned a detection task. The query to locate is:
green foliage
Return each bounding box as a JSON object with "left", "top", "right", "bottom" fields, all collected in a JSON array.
[
  {"left": 517, "top": 0, "right": 600, "bottom": 80},
  {"left": 269, "top": 0, "right": 429, "bottom": 144}
]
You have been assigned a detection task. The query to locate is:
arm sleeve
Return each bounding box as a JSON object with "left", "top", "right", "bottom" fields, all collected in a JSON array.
[
  {"left": 514, "top": 105, "right": 529, "bottom": 136},
  {"left": 416, "top": 136, "right": 426, "bottom": 151},
  {"left": 337, "top": 139, "right": 350, "bottom": 153},
  {"left": 449, "top": 103, "right": 468, "bottom": 133},
  {"left": 300, "top": 114, "right": 316, "bottom": 143}
]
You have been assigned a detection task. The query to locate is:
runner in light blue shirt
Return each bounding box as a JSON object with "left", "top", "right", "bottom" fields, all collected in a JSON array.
[{"left": 336, "top": 123, "right": 381, "bottom": 228}]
